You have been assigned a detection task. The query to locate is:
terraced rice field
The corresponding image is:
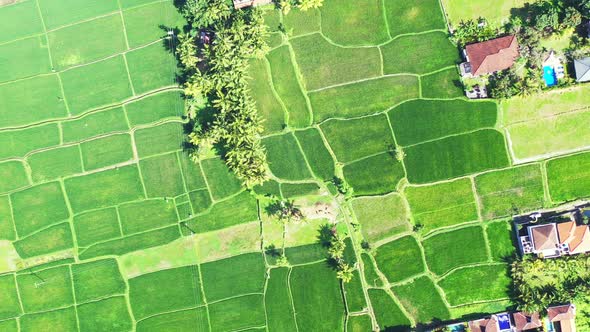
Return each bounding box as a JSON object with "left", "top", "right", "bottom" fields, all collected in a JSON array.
[{"left": 1, "top": 0, "right": 590, "bottom": 331}]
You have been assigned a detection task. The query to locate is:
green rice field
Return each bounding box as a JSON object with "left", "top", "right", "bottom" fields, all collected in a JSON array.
[{"left": 1, "top": 0, "right": 590, "bottom": 331}]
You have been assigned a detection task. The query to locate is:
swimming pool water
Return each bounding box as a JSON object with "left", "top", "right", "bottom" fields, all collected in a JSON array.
[{"left": 544, "top": 66, "right": 557, "bottom": 87}]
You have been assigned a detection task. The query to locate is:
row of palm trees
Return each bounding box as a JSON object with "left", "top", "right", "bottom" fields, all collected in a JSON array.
[{"left": 178, "top": 0, "right": 270, "bottom": 187}]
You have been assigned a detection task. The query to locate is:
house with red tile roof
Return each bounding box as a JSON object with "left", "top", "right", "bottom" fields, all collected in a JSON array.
[
  {"left": 512, "top": 311, "right": 542, "bottom": 331},
  {"left": 460, "top": 35, "right": 519, "bottom": 77},
  {"left": 548, "top": 304, "right": 577, "bottom": 332}
]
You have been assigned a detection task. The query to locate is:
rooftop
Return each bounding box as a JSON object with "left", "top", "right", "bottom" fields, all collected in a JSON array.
[{"left": 465, "top": 35, "right": 519, "bottom": 76}]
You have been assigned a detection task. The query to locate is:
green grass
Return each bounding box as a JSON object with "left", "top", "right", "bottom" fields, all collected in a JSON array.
[
  {"left": 475, "top": 164, "right": 545, "bottom": 219},
  {"left": 201, "top": 157, "right": 242, "bottom": 200},
  {"left": 0, "top": 75, "right": 68, "bottom": 128},
  {"left": 122, "top": 0, "right": 186, "bottom": 48},
  {"left": 422, "top": 225, "right": 488, "bottom": 275},
  {"left": 404, "top": 129, "right": 509, "bottom": 184},
  {"left": 320, "top": 114, "right": 394, "bottom": 163},
  {"left": 200, "top": 252, "right": 265, "bottom": 302},
  {"left": 189, "top": 191, "right": 258, "bottom": 233},
  {"left": 284, "top": 243, "right": 327, "bottom": 265},
  {"left": 208, "top": 294, "right": 266, "bottom": 332},
  {"left": 0, "top": 123, "right": 60, "bottom": 159},
  {"left": 392, "top": 276, "right": 450, "bottom": 323},
  {"left": 263, "top": 133, "right": 312, "bottom": 181},
  {"left": 79, "top": 225, "right": 180, "bottom": 259},
  {"left": 290, "top": 33, "right": 381, "bottom": 90},
  {"left": 321, "top": 0, "right": 389, "bottom": 46},
  {"left": 362, "top": 253, "right": 383, "bottom": 287},
  {"left": 27, "top": 145, "right": 83, "bottom": 182},
  {"left": 73, "top": 208, "right": 121, "bottom": 247},
  {"left": 547, "top": 151, "right": 590, "bottom": 202},
  {"left": 502, "top": 84, "right": 590, "bottom": 125},
  {"left": 129, "top": 265, "right": 203, "bottom": 319},
  {"left": 344, "top": 270, "right": 366, "bottom": 312},
  {"left": 194, "top": 222, "right": 261, "bottom": 262},
  {"left": 507, "top": 109, "right": 590, "bottom": 160},
  {"left": 0, "top": 274, "right": 21, "bottom": 320},
  {"left": 375, "top": 236, "right": 424, "bottom": 282},
  {"left": 48, "top": 14, "right": 126, "bottom": 69},
  {"left": 126, "top": 42, "right": 177, "bottom": 94},
  {"left": 80, "top": 134, "right": 134, "bottom": 170},
  {"left": 178, "top": 153, "right": 207, "bottom": 191},
  {"left": 438, "top": 264, "right": 511, "bottom": 306},
  {"left": 20, "top": 307, "right": 77, "bottom": 332},
  {"left": 72, "top": 258, "right": 126, "bottom": 303},
  {"left": 139, "top": 153, "right": 186, "bottom": 197},
  {"left": 368, "top": 289, "right": 411, "bottom": 330},
  {"left": 11, "top": 182, "right": 69, "bottom": 237},
  {"left": 385, "top": 0, "right": 445, "bottom": 36},
  {"left": 64, "top": 165, "right": 145, "bottom": 212},
  {"left": 421, "top": 67, "right": 465, "bottom": 98},
  {"left": 486, "top": 220, "right": 516, "bottom": 262},
  {"left": 265, "top": 268, "right": 298, "bottom": 332},
  {"left": 442, "top": 0, "right": 527, "bottom": 25},
  {"left": 0, "top": 161, "right": 29, "bottom": 193},
  {"left": 290, "top": 262, "right": 345, "bottom": 331},
  {"left": 343, "top": 152, "right": 405, "bottom": 196},
  {"left": 189, "top": 189, "right": 212, "bottom": 214},
  {"left": 267, "top": 45, "right": 311, "bottom": 127},
  {"left": 38, "top": 0, "right": 119, "bottom": 29},
  {"left": 0, "top": 1, "right": 43, "bottom": 44},
  {"left": 381, "top": 32, "right": 459, "bottom": 74},
  {"left": 283, "top": 8, "right": 320, "bottom": 36},
  {"left": 13, "top": 222, "right": 73, "bottom": 258},
  {"left": 347, "top": 314, "right": 373, "bottom": 332},
  {"left": 405, "top": 178, "right": 478, "bottom": 233},
  {"left": 60, "top": 55, "right": 133, "bottom": 114},
  {"left": 0, "top": 319, "right": 17, "bottom": 332},
  {"left": 17, "top": 265, "right": 74, "bottom": 312},
  {"left": 125, "top": 91, "right": 183, "bottom": 125},
  {"left": 134, "top": 122, "right": 183, "bottom": 157},
  {"left": 310, "top": 76, "right": 420, "bottom": 122},
  {"left": 253, "top": 179, "right": 281, "bottom": 197},
  {"left": 294, "top": 128, "right": 335, "bottom": 180},
  {"left": 62, "top": 107, "right": 128, "bottom": 143},
  {"left": 0, "top": 196, "right": 15, "bottom": 240},
  {"left": 247, "top": 58, "right": 285, "bottom": 134},
  {"left": 0, "top": 36, "right": 50, "bottom": 82},
  {"left": 389, "top": 99, "right": 497, "bottom": 146},
  {"left": 77, "top": 296, "right": 133, "bottom": 332},
  {"left": 118, "top": 199, "right": 177, "bottom": 234},
  {"left": 281, "top": 182, "right": 321, "bottom": 198},
  {"left": 136, "top": 308, "right": 209, "bottom": 332}
]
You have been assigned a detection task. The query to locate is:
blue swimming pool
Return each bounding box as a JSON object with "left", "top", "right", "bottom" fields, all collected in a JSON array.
[{"left": 544, "top": 66, "right": 557, "bottom": 87}]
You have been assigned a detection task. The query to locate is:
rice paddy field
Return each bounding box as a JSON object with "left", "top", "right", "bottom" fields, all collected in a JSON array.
[{"left": 1, "top": 0, "right": 590, "bottom": 331}]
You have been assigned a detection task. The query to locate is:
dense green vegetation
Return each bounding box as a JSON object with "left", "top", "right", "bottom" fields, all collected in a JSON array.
[{"left": 2, "top": 0, "right": 590, "bottom": 330}]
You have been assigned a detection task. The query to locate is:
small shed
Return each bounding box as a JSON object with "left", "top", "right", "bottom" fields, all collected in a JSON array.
[
  {"left": 233, "top": 0, "right": 272, "bottom": 9},
  {"left": 574, "top": 57, "right": 590, "bottom": 82}
]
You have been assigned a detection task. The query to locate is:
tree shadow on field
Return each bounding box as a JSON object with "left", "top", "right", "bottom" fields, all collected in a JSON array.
[{"left": 382, "top": 325, "right": 412, "bottom": 332}]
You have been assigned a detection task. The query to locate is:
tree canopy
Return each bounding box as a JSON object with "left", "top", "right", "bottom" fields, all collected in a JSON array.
[{"left": 179, "top": 0, "right": 270, "bottom": 187}]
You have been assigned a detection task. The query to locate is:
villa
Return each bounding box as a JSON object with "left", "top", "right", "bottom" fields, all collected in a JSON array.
[
  {"left": 233, "top": 0, "right": 272, "bottom": 9},
  {"left": 518, "top": 212, "right": 590, "bottom": 258},
  {"left": 466, "top": 306, "right": 575, "bottom": 332},
  {"left": 548, "top": 304, "right": 577, "bottom": 332},
  {"left": 460, "top": 35, "right": 520, "bottom": 77}
]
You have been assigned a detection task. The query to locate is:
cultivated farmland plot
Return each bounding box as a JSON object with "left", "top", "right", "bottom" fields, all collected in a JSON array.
[{"left": 1, "top": 0, "right": 590, "bottom": 331}]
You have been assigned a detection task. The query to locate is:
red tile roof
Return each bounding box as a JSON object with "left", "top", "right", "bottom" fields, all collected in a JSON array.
[
  {"left": 548, "top": 304, "right": 576, "bottom": 322},
  {"left": 531, "top": 224, "right": 559, "bottom": 251},
  {"left": 465, "top": 35, "right": 519, "bottom": 76},
  {"left": 469, "top": 317, "right": 499, "bottom": 332},
  {"left": 513, "top": 312, "right": 542, "bottom": 331}
]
